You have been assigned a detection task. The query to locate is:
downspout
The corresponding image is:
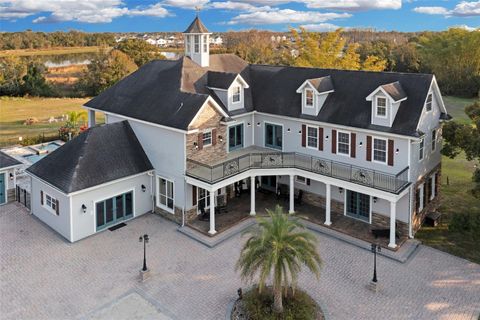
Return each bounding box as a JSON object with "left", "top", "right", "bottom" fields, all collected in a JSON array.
[
  {"left": 182, "top": 180, "right": 186, "bottom": 227},
  {"left": 148, "top": 171, "right": 155, "bottom": 213},
  {"left": 407, "top": 139, "right": 413, "bottom": 238}
]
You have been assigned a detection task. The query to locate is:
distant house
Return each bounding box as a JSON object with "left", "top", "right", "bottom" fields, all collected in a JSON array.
[
  {"left": 27, "top": 16, "right": 449, "bottom": 248},
  {"left": 146, "top": 38, "right": 157, "bottom": 45},
  {"left": 210, "top": 36, "right": 223, "bottom": 45}
]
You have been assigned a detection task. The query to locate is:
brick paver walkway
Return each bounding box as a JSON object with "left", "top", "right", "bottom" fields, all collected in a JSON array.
[{"left": 1, "top": 203, "right": 479, "bottom": 320}]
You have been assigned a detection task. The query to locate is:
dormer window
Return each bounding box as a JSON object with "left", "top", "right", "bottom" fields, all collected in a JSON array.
[
  {"left": 376, "top": 97, "right": 387, "bottom": 117},
  {"left": 232, "top": 86, "right": 241, "bottom": 103},
  {"left": 426, "top": 93, "right": 432, "bottom": 112},
  {"left": 305, "top": 89, "right": 314, "bottom": 108}
]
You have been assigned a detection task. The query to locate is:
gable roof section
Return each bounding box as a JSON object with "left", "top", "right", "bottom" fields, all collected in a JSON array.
[
  {"left": 309, "top": 76, "right": 334, "bottom": 93},
  {"left": 184, "top": 16, "right": 209, "bottom": 33},
  {"left": 380, "top": 81, "right": 407, "bottom": 101},
  {"left": 250, "top": 65, "right": 433, "bottom": 136},
  {"left": 0, "top": 151, "right": 21, "bottom": 169},
  {"left": 207, "top": 71, "right": 238, "bottom": 89},
  {"left": 26, "top": 121, "right": 153, "bottom": 194}
]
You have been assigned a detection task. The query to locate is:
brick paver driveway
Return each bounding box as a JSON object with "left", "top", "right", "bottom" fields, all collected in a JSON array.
[{"left": 1, "top": 203, "right": 479, "bottom": 320}]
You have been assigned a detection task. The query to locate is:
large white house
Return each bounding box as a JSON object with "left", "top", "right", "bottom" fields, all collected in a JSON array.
[{"left": 27, "top": 16, "right": 450, "bottom": 247}]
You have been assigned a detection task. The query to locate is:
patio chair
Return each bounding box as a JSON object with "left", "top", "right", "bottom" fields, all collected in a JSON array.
[
  {"left": 216, "top": 194, "right": 228, "bottom": 214},
  {"left": 294, "top": 189, "right": 303, "bottom": 206},
  {"left": 199, "top": 205, "right": 210, "bottom": 221},
  {"left": 276, "top": 184, "right": 289, "bottom": 201}
]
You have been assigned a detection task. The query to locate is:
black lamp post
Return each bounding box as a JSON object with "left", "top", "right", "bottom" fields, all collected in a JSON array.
[
  {"left": 371, "top": 243, "right": 381, "bottom": 283},
  {"left": 139, "top": 234, "right": 149, "bottom": 272}
]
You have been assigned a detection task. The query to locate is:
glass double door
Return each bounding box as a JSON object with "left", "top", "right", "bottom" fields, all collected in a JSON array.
[
  {"left": 197, "top": 188, "right": 210, "bottom": 213},
  {"left": 346, "top": 191, "right": 370, "bottom": 222},
  {"left": 96, "top": 191, "right": 133, "bottom": 230},
  {"left": 265, "top": 123, "right": 282, "bottom": 150}
]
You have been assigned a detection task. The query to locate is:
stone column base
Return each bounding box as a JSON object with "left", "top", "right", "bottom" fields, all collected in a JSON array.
[
  {"left": 139, "top": 269, "right": 151, "bottom": 282},
  {"left": 367, "top": 280, "right": 380, "bottom": 292}
]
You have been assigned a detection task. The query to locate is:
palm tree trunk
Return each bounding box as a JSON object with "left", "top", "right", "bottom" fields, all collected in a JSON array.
[{"left": 273, "top": 286, "right": 283, "bottom": 314}]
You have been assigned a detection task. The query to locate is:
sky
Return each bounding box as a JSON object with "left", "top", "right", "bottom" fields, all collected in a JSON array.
[{"left": 0, "top": 0, "right": 479, "bottom": 33}]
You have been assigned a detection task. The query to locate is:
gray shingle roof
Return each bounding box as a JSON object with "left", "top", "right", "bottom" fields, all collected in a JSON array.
[
  {"left": 381, "top": 81, "right": 407, "bottom": 101},
  {"left": 308, "top": 76, "right": 334, "bottom": 93},
  {"left": 85, "top": 54, "right": 437, "bottom": 137},
  {"left": 184, "top": 16, "right": 209, "bottom": 33},
  {"left": 26, "top": 121, "right": 153, "bottom": 194},
  {"left": 207, "top": 71, "right": 237, "bottom": 89},
  {"left": 0, "top": 151, "right": 21, "bottom": 169}
]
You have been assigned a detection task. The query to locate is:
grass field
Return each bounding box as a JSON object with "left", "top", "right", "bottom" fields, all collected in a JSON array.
[
  {"left": 415, "top": 95, "right": 480, "bottom": 264},
  {"left": 0, "top": 46, "right": 107, "bottom": 57},
  {"left": 0, "top": 97, "right": 104, "bottom": 146}
]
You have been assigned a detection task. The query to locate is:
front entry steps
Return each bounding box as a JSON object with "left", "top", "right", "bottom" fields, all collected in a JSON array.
[{"left": 178, "top": 218, "right": 256, "bottom": 248}]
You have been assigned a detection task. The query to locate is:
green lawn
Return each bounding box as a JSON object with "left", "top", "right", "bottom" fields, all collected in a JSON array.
[
  {"left": 415, "top": 95, "right": 480, "bottom": 264},
  {"left": 0, "top": 46, "right": 106, "bottom": 57},
  {"left": 0, "top": 97, "right": 103, "bottom": 147}
]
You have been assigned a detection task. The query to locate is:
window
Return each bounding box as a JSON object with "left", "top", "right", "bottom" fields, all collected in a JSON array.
[
  {"left": 430, "top": 175, "right": 436, "bottom": 200},
  {"left": 307, "top": 126, "right": 318, "bottom": 149},
  {"left": 431, "top": 129, "right": 436, "bottom": 152},
  {"left": 229, "top": 124, "right": 243, "bottom": 151},
  {"left": 373, "top": 138, "right": 387, "bottom": 163},
  {"left": 186, "top": 37, "right": 191, "bottom": 53},
  {"left": 232, "top": 86, "right": 241, "bottom": 103},
  {"left": 265, "top": 123, "right": 282, "bottom": 150},
  {"left": 203, "top": 35, "right": 208, "bottom": 52},
  {"left": 426, "top": 93, "right": 432, "bottom": 112},
  {"left": 44, "top": 193, "right": 57, "bottom": 214},
  {"left": 158, "top": 177, "right": 174, "bottom": 212},
  {"left": 305, "top": 89, "right": 314, "bottom": 107},
  {"left": 418, "top": 183, "right": 424, "bottom": 212},
  {"left": 419, "top": 138, "right": 424, "bottom": 160},
  {"left": 194, "top": 35, "right": 199, "bottom": 53},
  {"left": 337, "top": 132, "right": 350, "bottom": 155},
  {"left": 202, "top": 130, "right": 212, "bottom": 146},
  {"left": 376, "top": 97, "right": 387, "bottom": 117},
  {"left": 295, "top": 176, "right": 307, "bottom": 184}
]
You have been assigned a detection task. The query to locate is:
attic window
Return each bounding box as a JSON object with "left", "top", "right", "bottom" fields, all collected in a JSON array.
[
  {"left": 232, "top": 86, "right": 241, "bottom": 103},
  {"left": 376, "top": 97, "right": 387, "bottom": 117},
  {"left": 426, "top": 94, "right": 432, "bottom": 112},
  {"left": 305, "top": 89, "right": 314, "bottom": 108}
]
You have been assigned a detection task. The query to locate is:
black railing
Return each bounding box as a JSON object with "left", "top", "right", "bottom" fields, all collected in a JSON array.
[{"left": 186, "top": 152, "right": 410, "bottom": 194}]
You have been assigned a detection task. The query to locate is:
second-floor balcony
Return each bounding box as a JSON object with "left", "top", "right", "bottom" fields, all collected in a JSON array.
[{"left": 186, "top": 147, "right": 410, "bottom": 194}]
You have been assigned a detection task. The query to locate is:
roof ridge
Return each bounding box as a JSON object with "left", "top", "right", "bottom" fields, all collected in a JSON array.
[{"left": 68, "top": 127, "right": 93, "bottom": 192}]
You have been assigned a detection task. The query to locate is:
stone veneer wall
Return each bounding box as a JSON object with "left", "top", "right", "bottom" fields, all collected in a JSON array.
[
  {"left": 412, "top": 164, "right": 441, "bottom": 234},
  {"left": 186, "top": 102, "right": 227, "bottom": 166},
  {"left": 7, "top": 188, "right": 15, "bottom": 203}
]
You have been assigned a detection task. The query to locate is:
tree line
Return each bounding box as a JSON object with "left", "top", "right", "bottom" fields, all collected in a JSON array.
[{"left": 0, "top": 30, "right": 115, "bottom": 50}]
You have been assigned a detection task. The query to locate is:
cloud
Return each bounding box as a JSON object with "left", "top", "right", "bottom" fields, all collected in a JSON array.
[
  {"left": 413, "top": 6, "right": 448, "bottom": 15},
  {"left": 0, "top": 0, "right": 170, "bottom": 23},
  {"left": 304, "top": 0, "right": 401, "bottom": 11},
  {"left": 450, "top": 24, "right": 479, "bottom": 31},
  {"left": 208, "top": 1, "right": 269, "bottom": 11},
  {"left": 300, "top": 22, "right": 342, "bottom": 31},
  {"left": 162, "top": 0, "right": 210, "bottom": 9},
  {"left": 228, "top": 8, "right": 351, "bottom": 25},
  {"left": 413, "top": 1, "right": 480, "bottom": 17}
]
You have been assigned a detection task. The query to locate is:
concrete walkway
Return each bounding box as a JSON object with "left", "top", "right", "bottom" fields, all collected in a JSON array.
[{"left": 1, "top": 203, "right": 479, "bottom": 320}]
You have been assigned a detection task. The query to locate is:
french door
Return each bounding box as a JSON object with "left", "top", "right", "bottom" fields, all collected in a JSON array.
[
  {"left": 229, "top": 124, "right": 244, "bottom": 151},
  {"left": 265, "top": 123, "right": 282, "bottom": 150},
  {"left": 346, "top": 191, "right": 370, "bottom": 222},
  {"left": 96, "top": 191, "right": 133, "bottom": 230},
  {"left": 197, "top": 188, "right": 210, "bottom": 213}
]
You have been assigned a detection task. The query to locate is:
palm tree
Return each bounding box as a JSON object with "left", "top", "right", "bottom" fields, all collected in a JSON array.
[
  {"left": 236, "top": 205, "right": 322, "bottom": 314},
  {"left": 66, "top": 111, "right": 87, "bottom": 127}
]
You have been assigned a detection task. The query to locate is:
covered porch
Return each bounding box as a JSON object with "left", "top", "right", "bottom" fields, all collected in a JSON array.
[{"left": 186, "top": 187, "right": 409, "bottom": 250}]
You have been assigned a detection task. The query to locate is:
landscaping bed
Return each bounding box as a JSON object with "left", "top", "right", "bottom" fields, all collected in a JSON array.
[{"left": 231, "top": 287, "right": 324, "bottom": 320}]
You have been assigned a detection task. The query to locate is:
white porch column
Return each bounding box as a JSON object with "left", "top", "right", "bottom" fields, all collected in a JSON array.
[
  {"left": 88, "top": 109, "right": 96, "bottom": 128},
  {"left": 324, "top": 184, "right": 332, "bottom": 226},
  {"left": 209, "top": 189, "right": 216, "bottom": 235},
  {"left": 250, "top": 177, "right": 256, "bottom": 215},
  {"left": 389, "top": 201, "right": 397, "bottom": 248},
  {"left": 289, "top": 175, "right": 294, "bottom": 214}
]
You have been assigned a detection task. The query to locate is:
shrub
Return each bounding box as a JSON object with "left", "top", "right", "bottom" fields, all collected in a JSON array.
[{"left": 449, "top": 212, "right": 480, "bottom": 240}]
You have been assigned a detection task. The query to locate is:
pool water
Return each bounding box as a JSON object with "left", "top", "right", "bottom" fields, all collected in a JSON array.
[
  {"left": 24, "top": 142, "right": 62, "bottom": 164},
  {"left": 24, "top": 154, "right": 47, "bottom": 164},
  {"left": 37, "top": 142, "right": 61, "bottom": 152}
]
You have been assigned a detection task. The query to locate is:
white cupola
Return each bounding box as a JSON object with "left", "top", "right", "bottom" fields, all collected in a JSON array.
[{"left": 183, "top": 14, "right": 211, "bottom": 67}]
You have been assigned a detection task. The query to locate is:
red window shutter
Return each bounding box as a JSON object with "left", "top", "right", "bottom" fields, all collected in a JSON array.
[
  {"left": 40, "top": 191, "right": 43, "bottom": 205},
  {"left": 192, "top": 185, "right": 197, "bottom": 206},
  {"left": 331, "top": 130, "right": 337, "bottom": 154},
  {"left": 415, "top": 189, "right": 420, "bottom": 213},
  {"left": 423, "top": 183, "right": 428, "bottom": 205},
  {"left": 434, "top": 172, "right": 439, "bottom": 196},
  {"left": 318, "top": 127, "right": 323, "bottom": 151},
  {"left": 197, "top": 133, "right": 203, "bottom": 150},
  {"left": 301, "top": 124, "right": 306, "bottom": 147},
  {"left": 366, "top": 136, "right": 372, "bottom": 161},
  {"left": 212, "top": 129, "right": 217, "bottom": 145},
  {"left": 350, "top": 133, "right": 356, "bottom": 158},
  {"left": 388, "top": 139, "right": 394, "bottom": 166},
  {"left": 56, "top": 199, "right": 59, "bottom": 215}
]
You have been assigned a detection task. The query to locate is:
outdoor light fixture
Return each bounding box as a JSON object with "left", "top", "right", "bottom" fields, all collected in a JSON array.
[
  {"left": 396, "top": 148, "right": 399, "bottom": 154},
  {"left": 9, "top": 173, "right": 14, "bottom": 180},
  {"left": 218, "top": 135, "right": 223, "bottom": 142},
  {"left": 257, "top": 122, "right": 260, "bottom": 126},
  {"left": 139, "top": 234, "right": 150, "bottom": 272},
  {"left": 373, "top": 197, "right": 377, "bottom": 203},
  {"left": 338, "top": 187, "right": 344, "bottom": 194},
  {"left": 287, "top": 128, "right": 291, "bottom": 132},
  {"left": 81, "top": 204, "right": 87, "bottom": 213},
  {"left": 359, "top": 141, "right": 363, "bottom": 147},
  {"left": 247, "top": 122, "right": 251, "bottom": 126},
  {"left": 325, "top": 135, "right": 329, "bottom": 140},
  {"left": 371, "top": 243, "right": 381, "bottom": 283},
  {"left": 141, "top": 184, "right": 146, "bottom": 192},
  {"left": 193, "top": 142, "right": 198, "bottom": 149}
]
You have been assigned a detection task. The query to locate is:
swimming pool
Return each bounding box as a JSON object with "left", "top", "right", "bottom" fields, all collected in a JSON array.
[
  {"left": 23, "top": 154, "right": 47, "bottom": 164},
  {"left": 33, "top": 142, "right": 61, "bottom": 153},
  {"left": 24, "top": 142, "right": 62, "bottom": 164}
]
